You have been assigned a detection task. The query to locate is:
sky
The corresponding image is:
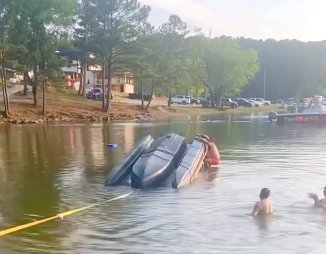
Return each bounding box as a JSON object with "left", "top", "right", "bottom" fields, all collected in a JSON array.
[{"left": 140, "top": 0, "right": 326, "bottom": 41}]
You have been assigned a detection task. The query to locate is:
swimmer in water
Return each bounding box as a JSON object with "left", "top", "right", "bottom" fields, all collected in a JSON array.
[
  {"left": 196, "top": 133, "right": 220, "bottom": 166},
  {"left": 308, "top": 186, "right": 326, "bottom": 208},
  {"left": 251, "top": 188, "right": 273, "bottom": 216}
]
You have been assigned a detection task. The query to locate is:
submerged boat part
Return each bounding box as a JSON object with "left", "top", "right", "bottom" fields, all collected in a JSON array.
[
  {"left": 105, "top": 135, "right": 153, "bottom": 186},
  {"left": 172, "top": 139, "right": 207, "bottom": 188},
  {"left": 131, "top": 133, "right": 187, "bottom": 189}
]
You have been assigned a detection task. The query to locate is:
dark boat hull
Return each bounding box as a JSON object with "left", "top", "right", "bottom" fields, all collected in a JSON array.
[
  {"left": 105, "top": 135, "right": 153, "bottom": 186},
  {"left": 131, "top": 133, "right": 187, "bottom": 188},
  {"left": 172, "top": 139, "right": 206, "bottom": 188}
]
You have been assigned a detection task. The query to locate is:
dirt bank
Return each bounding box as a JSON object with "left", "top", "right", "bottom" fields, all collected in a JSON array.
[{"left": 0, "top": 88, "right": 281, "bottom": 124}]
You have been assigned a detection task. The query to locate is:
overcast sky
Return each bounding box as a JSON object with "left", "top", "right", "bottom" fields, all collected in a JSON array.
[{"left": 141, "top": 0, "right": 325, "bottom": 41}]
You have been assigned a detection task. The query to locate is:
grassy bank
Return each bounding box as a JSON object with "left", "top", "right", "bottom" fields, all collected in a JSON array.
[{"left": 0, "top": 88, "right": 282, "bottom": 124}]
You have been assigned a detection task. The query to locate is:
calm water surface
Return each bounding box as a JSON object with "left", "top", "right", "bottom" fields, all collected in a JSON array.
[{"left": 0, "top": 114, "right": 326, "bottom": 254}]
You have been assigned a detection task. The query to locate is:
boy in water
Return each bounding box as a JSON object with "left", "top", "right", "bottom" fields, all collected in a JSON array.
[
  {"left": 196, "top": 133, "right": 220, "bottom": 166},
  {"left": 308, "top": 186, "right": 326, "bottom": 208},
  {"left": 251, "top": 188, "right": 273, "bottom": 216}
]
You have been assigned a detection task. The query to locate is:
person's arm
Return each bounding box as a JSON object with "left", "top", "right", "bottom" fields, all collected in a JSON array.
[
  {"left": 308, "top": 193, "right": 322, "bottom": 207},
  {"left": 198, "top": 138, "right": 210, "bottom": 146},
  {"left": 251, "top": 202, "right": 260, "bottom": 216}
]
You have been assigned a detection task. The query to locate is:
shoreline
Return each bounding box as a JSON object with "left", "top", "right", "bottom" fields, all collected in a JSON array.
[
  {"left": 0, "top": 104, "right": 283, "bottom": 124},
  {"left": 0, "top": 88, "right": 283, "bottom": 124}
]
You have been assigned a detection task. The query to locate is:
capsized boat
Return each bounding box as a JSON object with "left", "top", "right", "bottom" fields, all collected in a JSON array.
[
  {"left": 105, "top": 135, "right": 153, "bottom": 186},
  {"left": 172, "top": 138, "right": 207, "bottom": 188},
  {"left": 131, "top": 133, "right": 187, "bottom": 188}
]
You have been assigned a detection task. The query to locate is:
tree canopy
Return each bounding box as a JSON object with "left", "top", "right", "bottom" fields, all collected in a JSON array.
[
  {"left": 1, "top": 0, "right": 324, "bottom": 115},
  {"left": 237, "top": 38, "right": 326, "bottom": 100}
]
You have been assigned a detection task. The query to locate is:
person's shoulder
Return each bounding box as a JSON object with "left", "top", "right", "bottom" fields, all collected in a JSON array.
[{"left": 254, "top": 201, "right": 262, "bottom": 207}]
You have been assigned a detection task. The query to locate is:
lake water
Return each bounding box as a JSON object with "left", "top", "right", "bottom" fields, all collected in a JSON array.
[{"left": 0, "top": 114, "right": 326, "bottom": 254}]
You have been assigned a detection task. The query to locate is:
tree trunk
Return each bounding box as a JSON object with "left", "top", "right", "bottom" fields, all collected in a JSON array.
[
  {"left": 167, "top": 81, "right": 172, "bottom": 107},
  {"left": 145, "top": 79, "right": 155, "bottom": 110},
  {"left": 42, "top": 78, "right": 46, "bottom": 115},
  {"left": 206, "top": 88, "right": 212, "bottom": 108},
  {"left": 210, "top": 97, "right": 214, "bottom": 108},
  {"left": 32, "top": 65, "right": 39, "bottom": 106},
  {"left": 101, "top": 58, "right": 105, "bottom": 110},
  {"left": 0, "top": 60, "right": 9, "bottom": 116},
  {"left": 23, "top": 71, "right": 28, "bottom": 95},
  {"left": 145, "top": 91, "right": 153, "bottom": 110},
  {"left": 140, "top": 76, "right": 144, "bottom": 109},
  {"left": 105, "top": 53, "right": 112, "bottom": 113},
  {"left": 78, "top": 62, "right": 84, "bottom": 95},
  {"left": 0, "top": 52, "right": 10, "bottom": 116},
  {"left": 32, "top": 85, "right": 38, "bottom": 106},
  {"left": 82, "top": 63, "right": 87, "bottom": 96}
]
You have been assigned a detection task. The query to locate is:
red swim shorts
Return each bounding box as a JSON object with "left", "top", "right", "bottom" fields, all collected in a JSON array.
[{"left": 205, "top": 157, "right": 220, "bottom": 165}]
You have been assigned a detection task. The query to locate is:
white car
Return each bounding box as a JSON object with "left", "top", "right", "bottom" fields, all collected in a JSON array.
[
  {"left": 248, "top": 100, "right": 261, "bottom": 107},
  {"left": 170, "top": 95, "right": 191, "bottom": 104},
  {"left": 252, "top": 98, "right": 271, "bottom": 106}
]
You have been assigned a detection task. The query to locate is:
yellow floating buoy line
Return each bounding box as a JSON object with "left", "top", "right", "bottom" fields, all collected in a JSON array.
[{"left": 0, "top": 192, "right": 132, "bottom": 238}]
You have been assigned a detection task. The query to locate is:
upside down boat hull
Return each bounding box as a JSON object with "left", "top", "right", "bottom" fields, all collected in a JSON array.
[
  {"left": 131, "top": 133, "right": 187, "bottom": 188},
  {"left": 105, "top": 135, "right": 153, "bottom": 186},
  {"left": 172, "top": 138, "right": 207, "bottom": 188}
]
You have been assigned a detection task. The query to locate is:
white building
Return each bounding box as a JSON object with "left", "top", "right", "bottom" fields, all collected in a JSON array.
[{"left": 59, "top": 54, "right": 134, "bottom": 94}]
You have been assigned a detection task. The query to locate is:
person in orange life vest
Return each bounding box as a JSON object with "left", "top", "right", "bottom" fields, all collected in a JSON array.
[{"left": 196, "top": 133, "right": 220, "bottom": 166}]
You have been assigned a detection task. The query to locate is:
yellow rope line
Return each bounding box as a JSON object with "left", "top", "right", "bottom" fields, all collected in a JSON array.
[{"left": 0, "top": 192, "right": 132, "bottom": 237}]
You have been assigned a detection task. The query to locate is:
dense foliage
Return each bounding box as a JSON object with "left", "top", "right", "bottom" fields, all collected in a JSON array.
[
  {"left": 237, "top": 38, "right": 326, "bottom": 100},
  {"left": 1, "top": 0, "right": 324, "bottom": 115}
]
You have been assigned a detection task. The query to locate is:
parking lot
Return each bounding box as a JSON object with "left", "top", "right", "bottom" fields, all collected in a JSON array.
[{"left": 113, "top": 97, "right": 203, "bottom": 107}]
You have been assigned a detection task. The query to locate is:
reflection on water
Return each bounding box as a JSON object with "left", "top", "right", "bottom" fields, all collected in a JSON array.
[{"left": 0, "top": 117, "right": 326, "bottom": 253}]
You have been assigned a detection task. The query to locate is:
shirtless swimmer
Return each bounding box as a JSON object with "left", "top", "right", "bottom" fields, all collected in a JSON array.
[{"left": 251, "top": 188, "right": 273, "bottom": 216}]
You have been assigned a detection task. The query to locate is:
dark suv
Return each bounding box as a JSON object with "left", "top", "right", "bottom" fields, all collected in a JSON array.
[{"left": 221, "top": 98, "right": 238, "bottom": 108}]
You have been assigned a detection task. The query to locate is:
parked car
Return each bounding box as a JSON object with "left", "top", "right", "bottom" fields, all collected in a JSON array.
[
  {"left": 248, "top": 99, "right": 261, "bottom": 107},
  {"left": 200, "top": 99, "right": 216, "bottom": 107},
  {"left": 276, "top": 99, "right": 284, "bottom": 105},
  {"left": 129, "top": 92, "right": 151, "bottom": 101},
  {"left": 221, "top": 98, "right": 238, "bottom": 108},
  {"left": 86, "top": 89, "right": 102, "bottom": 100},
  {"left": 191, "top": 97, "right": 205, "bottom": 105},
  {"left": 170, "top": 95, "right": 191, "bottom": 104},
  {"left": 86, "top": 89, "right": 113, "bottom": 100},
  {"left": 252, "top": 98, "right": 271, "bottom": 106},
  {"left": 234, "top": 98, "right": 253, "bottom": 107}
]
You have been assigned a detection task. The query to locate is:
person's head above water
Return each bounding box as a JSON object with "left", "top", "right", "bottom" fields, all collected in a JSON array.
[{"left": 259, "top": 188, "right": 270, "bottom": 200}]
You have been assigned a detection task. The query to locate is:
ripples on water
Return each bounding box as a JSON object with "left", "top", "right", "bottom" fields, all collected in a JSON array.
[{"left": 0, "top": 116, "right": 326, "bottom": 253}]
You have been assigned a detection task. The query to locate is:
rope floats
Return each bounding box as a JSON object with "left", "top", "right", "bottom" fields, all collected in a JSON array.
[{"left": 0, "top": 192, "right": 132, "bottom": 237}]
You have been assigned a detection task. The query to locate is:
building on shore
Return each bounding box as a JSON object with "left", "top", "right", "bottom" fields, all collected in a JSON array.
[{"left": 57, "top": 51, "right": 134, "bottom": 94}]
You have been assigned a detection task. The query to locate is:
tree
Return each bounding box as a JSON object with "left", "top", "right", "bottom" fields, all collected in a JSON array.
[
  {"left": 124, "top": 24, "right": 169, "bottom": 109},
  {"left": 87, "top": 0, "right": 151, "bottom": 112},
  {"left": 188, "top": 34, "right": 259, "bottom": 107},
  {"left": 237, "top": 38, "right": 326, "bottom": 100},
  {"left": 0, "top": 0, "right": 11, "bottom": 117},
  {"left": 159, "top": 15, "right": 189, "bottom": 106},
  {"left": 209, "top": 38, "right": 259, "bottom": 105},
  {"left": 6, "top": 0, "right": 78, "bottom": 106},
  {"left": 74, "top": 0, "right": 97, "bottom": 96}
]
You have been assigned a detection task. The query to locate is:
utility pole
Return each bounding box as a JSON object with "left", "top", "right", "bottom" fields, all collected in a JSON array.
[
  {"left": 263, "top": 68, "right": 266, "bottom": 99},
  {"left": 205, "top": 25, "right": 215, "bottom": 101}
]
